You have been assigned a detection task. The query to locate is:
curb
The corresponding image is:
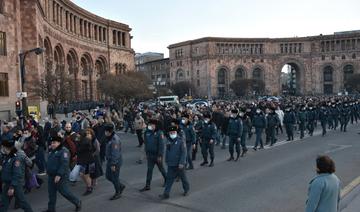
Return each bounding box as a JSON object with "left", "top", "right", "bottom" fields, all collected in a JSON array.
[
  {"left": 341, "top": 176, "right": 360, "bottom": 198},
  {"left": 340, "top": 176, "right": 360, "bottom": 211}
]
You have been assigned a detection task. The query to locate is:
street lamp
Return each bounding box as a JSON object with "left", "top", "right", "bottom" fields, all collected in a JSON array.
[{"left": 19, "top": 47, "right": 44, "bottom": 116}]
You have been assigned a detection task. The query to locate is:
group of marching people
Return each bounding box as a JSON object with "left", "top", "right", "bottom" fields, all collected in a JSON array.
[{"left": 0, "top": 95, "right": 359, "bottom": 211}]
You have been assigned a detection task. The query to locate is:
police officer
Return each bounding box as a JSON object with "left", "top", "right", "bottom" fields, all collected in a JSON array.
[
  {"left": 306, "top": 105, "right": 316, "bottom": 136},
  {"left": 226, "top": 109, "right": 243, "bottom": 161},
  {"left": 297, "top": 105, "right": 307, "bottom": 139},
  {"left": 253, "top": 108, "right": 266, "bottom": 150},
  {"left": 200, "top": 113, "right": 217, "bottom": 167},
  {"left": 180, "top": 114, "right": 196, "bottom": 170},
  {"left": 44, "top": 136, "right": 81, "bottom": 212},
  {"left": 340, "top": 102, "right": 351, "bottom": 132},
  {"left": 319, "top": 103, "right": 329, "bottom": 136},
  {"left": 1, "top": 139, "right": 33, "bottom": 212},
  {"left": 104, "top": 123, "right": 126, "bottom": 200},
  {"left": 239, "top": 109, "right": 251, "bottom": 157},
  {"left": 139, "top": 119, "right": 167, "bottom": 192},
  {"left": 330, "top": 103, "right": 340, "bottom": 130},
  {"left": 266, "top": 108, "right": 280, "bottom": 146},
  {"left": 192, "top": 114, "right": 203, "bottom": 161},
  {"left": 159, "top": 126, "right": 189, "bottom": 200},
  {"left": 283, "top": 106, "right": 296, "bottom": 141}
]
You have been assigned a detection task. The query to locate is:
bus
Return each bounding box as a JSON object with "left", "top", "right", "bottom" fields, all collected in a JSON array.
[{"left": 157, "top": 96, "right": 179, "bottom": 106}]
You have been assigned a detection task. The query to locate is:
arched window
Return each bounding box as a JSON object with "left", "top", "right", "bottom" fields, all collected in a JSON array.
[
  {"left": 323, "top": 66, "right": 333, "bottom": 82},
  {"left": 253, "top": 68, "right": 263, "bottom": 80},
  {"left": 0, "top": 0, "right": 4, "bottom": 14},
  {"left": 218, "top": 68, "right": 226, "bottom": 84},
  {"left": 323, "top": 66, "right": 334, "bottom": 94},
  {"left": 235, "top": 68, "right": 245, "bottom": 80},
  {"left": 176, "top": 69, "right": 185, "bottom": 81},
  {"left": 344, "top": 64, "right": 354, "bottom": 82}
]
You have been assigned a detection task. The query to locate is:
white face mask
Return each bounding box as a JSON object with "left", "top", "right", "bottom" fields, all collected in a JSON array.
[
  {"left": 204, "top": 119, "right": 209, "bottom": 124},
  {"left": 14, "top": 141, "right": 23, "bottom": 150},
  {"left": 148, "top": 125, "right": 153, "bottom": 131},
  {"left": 256, "top": 110, "right": 261, "bottom": 114},
  {"left": 181, "top": 119, "right": 186, "bottom": 124},
  {"left": 170, "top": 133, "right": 177, "bottom": 139}
]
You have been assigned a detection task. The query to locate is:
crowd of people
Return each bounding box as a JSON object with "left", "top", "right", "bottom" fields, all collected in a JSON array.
[{"left": 0, "top": 95, "right": 359, "bottom": 211}]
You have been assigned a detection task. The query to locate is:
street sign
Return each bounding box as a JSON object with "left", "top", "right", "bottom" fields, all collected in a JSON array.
[{"left": 16, "top": 92, "right": 27, "bottom": 99}]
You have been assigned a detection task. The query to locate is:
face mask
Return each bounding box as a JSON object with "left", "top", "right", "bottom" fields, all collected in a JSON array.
[
  {"left": 204, "top": 120, "right": 209, "bottom": 124},
  {"left": 148, "top": 125, "right": 153, "bottom": 131},
  {"left": 170, "top": 133, "right": 177, "bottom": 139},
  {"left": 309, "top": 107, "right": 313, "bottom": 110},
  {"left": 256, "top": 110, "right": 261, "bottom": 114},
  {"left": 15, "top": 141, "right": 22, "bottom": 150},
  {"left": 239, "top": 113, "right": 244, "bottom": 117},
  {"left": 181, "top": 119, "right": 186, "bottom": 124}
]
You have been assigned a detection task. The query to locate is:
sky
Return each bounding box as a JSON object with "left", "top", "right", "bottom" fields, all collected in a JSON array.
[{"left": 72, "top": 0, "right": 360, "bottom": 57}]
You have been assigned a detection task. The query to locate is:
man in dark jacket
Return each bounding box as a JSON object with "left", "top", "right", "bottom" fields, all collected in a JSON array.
[
  {"left": 266, "top": 108, "right": 280, "bottom": 146},
  {"left": 180, "top": 114, "right": 196, "bottom": 169},
  {"left": 1, "top": 139, "right": 34, "bottom": 212},
  {"left": 253, "top": 108, "right": 266, "bottom": 150},
  {"left": 139, "top": 119, "right": 167, "bottom": 192},
  {"left": 226, "top": 109, "right": 243, "bottom": 161},
  {"left": 104, "top": 123, "right": 125, "bottom": 200},
  {"left": 283, "top": 106, "right": 296, "bottom": 141},
  {"left": 200, "top": 113, "right": 217, "bottom": 167},
  {"left": 44, "top": 136, "right": 81, "bottom": 212},
  {"left": 159, "top": 126, "right": 189, "bottom": 200}
]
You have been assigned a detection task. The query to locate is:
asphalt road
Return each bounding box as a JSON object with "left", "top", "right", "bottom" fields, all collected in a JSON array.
[{"left": 8, "top": 122, "right": 360, "bottom": 212}]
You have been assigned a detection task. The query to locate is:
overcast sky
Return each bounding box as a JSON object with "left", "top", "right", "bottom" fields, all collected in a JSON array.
[{"left": 72, "top": 0, "right": 360, "bottom": 57}]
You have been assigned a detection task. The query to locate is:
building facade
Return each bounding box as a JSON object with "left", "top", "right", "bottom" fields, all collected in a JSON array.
[
  {"left": 0, "top": 0, "right": 134, "bottom": 120},
  {"left": 137, "top": 58, "right": 170, "bottom": 88},
  {"left": 168, "top": 31, "right": 360, "bottom": 98},
  {"left": 135, "top": 52, "right": 164, "bottom": 71}
]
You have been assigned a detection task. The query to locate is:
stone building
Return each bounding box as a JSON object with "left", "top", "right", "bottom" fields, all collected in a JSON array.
[
  {"left": 0, "top": 0, "right": 134, "bottom": 120},
  {"left": 137, "top": 58, "right": 170, "bottom": 88},
  {"left": 135, "top": 52, "right": 164, "bottom": 70},
  {"left": 168, "top": 31, "right": 360, "bottom": 98}
]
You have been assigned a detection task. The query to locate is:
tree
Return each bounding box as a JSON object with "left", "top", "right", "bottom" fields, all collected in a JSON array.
[
  {"left": 156, "top": 87, "right": 172, "bottom": 96},
  {"left": 97, "top": 72, "right": 152, "bottom": 107},
  {"left": 230, "top": 79, "right": 265, "bottom": 97},
  {"left": 345, "top": 73, "right": 360, "bottom": 93},
  {"left": 171, "top": 81, "right": 194, "bottom": 98},
  {"left": 28, "top": 69, "right": 74, "bottom": 104}
]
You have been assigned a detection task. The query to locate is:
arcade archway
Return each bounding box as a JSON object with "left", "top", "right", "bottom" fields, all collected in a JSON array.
[{"left": 281, "top": 63, "right": 302, "bottom": 95}]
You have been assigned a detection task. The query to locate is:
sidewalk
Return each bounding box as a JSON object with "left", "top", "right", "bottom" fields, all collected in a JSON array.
[{"left": 340, "top": 176, "right": 360, "bottom": 212}]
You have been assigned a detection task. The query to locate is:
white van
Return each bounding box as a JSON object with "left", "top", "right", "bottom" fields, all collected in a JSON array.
[{"left": 158, "top": 96, "right": 179, "bottom": 105}]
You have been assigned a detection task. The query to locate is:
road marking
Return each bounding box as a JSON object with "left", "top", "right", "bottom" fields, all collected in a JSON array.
[
  {"left": 341, "top": 175, "right": 360, "bottom": 198},
  {"left": 324, "top": 144, "right": 352, "bottom": 154}
]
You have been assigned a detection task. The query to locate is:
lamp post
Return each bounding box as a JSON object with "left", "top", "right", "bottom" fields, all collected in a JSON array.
[{"left": 19, "top": 47, "right": 44, "bottom": 117}]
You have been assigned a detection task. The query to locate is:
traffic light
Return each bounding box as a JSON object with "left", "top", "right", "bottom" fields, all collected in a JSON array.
[
  {"left": 15, "top": 101, "right": 21, "bottom": 111},
  {"left": 15, "top": 101, "right": 22, "bottom": 116}
]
